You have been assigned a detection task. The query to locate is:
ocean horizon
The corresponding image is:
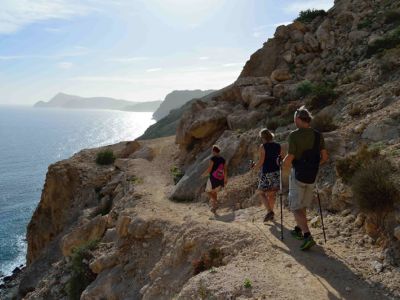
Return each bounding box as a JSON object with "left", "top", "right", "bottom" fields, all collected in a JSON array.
[{"left": 0, "top": 106, "right": 154, "bottom": 280}]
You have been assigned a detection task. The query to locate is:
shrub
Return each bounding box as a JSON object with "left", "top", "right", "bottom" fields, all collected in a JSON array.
[
  {"left": 384, "top": 10, "right": 400, "bottom": 25},
  {"left": 367, "top": 26, "right": 400, "bottom": 57},
  {"left": 311, "top": 113, "right": 338, "bottom": 132},
  {"left": 335, "top": 145, "right": 380, "bottom": 184},
  {"left": 297, "top": 80, "right": 313, "bottom": 98},
  {"left": 66, "top": 240, "right": 99, "bottom": 300},
  {"left": 352, "top": 160, "right": 398, "bottom": 229},
  {"left": 193, "top": 248, "right": 224, "bottom": 275},
  {"left": 306, "top": 82, "right": 337, "bottom": 110},
  {"left": 357, "top": 18, "right": 373, "bottom": 30},
  {"left": 170, "top": 166, "right": 184, "bottom": 184},
  {"left": 243, "top": 278, "right": 252, "bottom": 289},
  {"left": 295, "top": 9, "right": 327, "bottom": 24},
  {"left": 96, "top": 150, "right": 115, "bottom": 165}
]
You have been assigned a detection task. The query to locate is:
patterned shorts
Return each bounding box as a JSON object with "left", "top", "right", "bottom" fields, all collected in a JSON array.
[{"left": 258, "top": 171, "right": 280, "bottom": 191}]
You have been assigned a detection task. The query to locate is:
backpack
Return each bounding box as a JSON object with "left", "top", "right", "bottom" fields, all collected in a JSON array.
[
  {"left": 212, "top": 163, "right": 225, "bottom": 180},
  {"left": 293, "top": 130, "right": 321, "bottom": 184}
]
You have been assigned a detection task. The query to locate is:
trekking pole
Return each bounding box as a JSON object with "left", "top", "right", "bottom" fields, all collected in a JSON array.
[
  {"left": 279, "top": 162, "right": 284, "bottom": 241},
  {"left": 316, "top": 187, "right": 327, "bottom": 243}
]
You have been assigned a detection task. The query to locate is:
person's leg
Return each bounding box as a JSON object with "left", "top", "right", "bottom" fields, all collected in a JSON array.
[
  {"left": 266, "top": 191, "right": 276, "bottom": 212},
  {"left": 209, "top": 191, "right": 218, "bottom": 213},
  {"left": 293, "top": 208, "right": 309, "bottom": 233},
  {"left": 258, "top": 190, "right": 268, "bottom": 210}
]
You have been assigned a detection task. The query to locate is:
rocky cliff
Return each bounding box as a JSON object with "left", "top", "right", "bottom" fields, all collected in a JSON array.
[
  {"left": 6, "top": 0, "right": 400, "bottom": 299},
  {"left": 152, "top": 90, "right": 216, "bottom": 121}
]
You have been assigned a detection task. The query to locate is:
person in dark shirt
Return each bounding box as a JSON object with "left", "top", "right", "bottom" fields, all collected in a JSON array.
[
  {"left": 202, "top": 145, "right": 227, "bottom": 215},
  {"left": 283, "top": 106, "right": 328, "bottom": 251},
  {"left": 252, "top": 129, "right": 283, "bottom": 222}
]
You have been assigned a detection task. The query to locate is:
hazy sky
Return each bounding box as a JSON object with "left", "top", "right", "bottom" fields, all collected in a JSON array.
[{"left": 0, "top": 0, "right": 333, "bottom": 105}]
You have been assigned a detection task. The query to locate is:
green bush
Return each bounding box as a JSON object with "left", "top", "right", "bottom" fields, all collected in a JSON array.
[
  {"left": 96, "top": 150, "right": 116, "bottom": 165},
  {"left": 297, "top": 80, "right": 313, "bottom": 98},
  {"left": 336, "top": 145, "right": 380, "bottom": 184},
  {"left": 311, "top": 113, "right": 338, "bottom": 132},
  {"left": 295, "top": 9, "right": 327, "bottom": 24},
  {"left": 306, "top": 82, "right": 337, "bottom": 110},
  {"left": 243, "top": 278, "right": 252, "bottom": 289},
  {"left": 357, "top": 18, "right": 373, "bottom": 30},
  {"left": 170, "top": 166, "right": 184, "bottom": 184},
  {"left": 66, "top": 240, "right": 99, "bottom": 300},
  {"left": 367, "top": 26, "right": 400, "bottom": 57},
  {"left": 352, "top": 160, "right": 398, "bottom": 224}
]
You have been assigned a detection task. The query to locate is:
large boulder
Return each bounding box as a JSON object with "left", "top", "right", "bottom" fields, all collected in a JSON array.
[
  {"left": 89, "top": 252, "right": 119, "bottom": 274},
  {"left": 271, "top": 69, "right": 291, "bottom": 82},
  {"left": 175, "top": 100, "right": 229, "bottom": 148},
  {"left": 227, "top": 110, "right": 265, "bottom": 130},
  {"left": 361, "top": 122, "right": 399, "bottom": 142},
  {"left": 272, "top": 83, "right": 298, "bottom": 100},
  {"left": 235, "top": 76, "right": 272, "bottom": 87},
  {"left": 304, "top": 32, "right": 319, "bottom": 51},
  {"left": 61, "top": 215, "right": 107, "bottom": 257},
  {"left": 240, "top": 38, "right": 284, "bottom": 78},
  {"left": 171, "top": 131, "right": 255, "bottom": 201},
  {"left": 240, "top": 85, "right": 271, "bottom": 106}
]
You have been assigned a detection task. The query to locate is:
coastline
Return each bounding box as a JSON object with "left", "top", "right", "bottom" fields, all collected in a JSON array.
[{"left": 0, "top": 108, "right": 156, "bottom": 295}]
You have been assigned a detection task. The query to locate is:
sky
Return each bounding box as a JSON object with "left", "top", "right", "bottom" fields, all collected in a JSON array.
[{"left": 0, "top": 0, "right": 334, "bottom": 105}]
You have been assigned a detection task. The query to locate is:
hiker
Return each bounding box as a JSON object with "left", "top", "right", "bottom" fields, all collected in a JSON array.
[
  {"left": 202, "top": 145, "right": 227, "bottom": 215},
  {"left": 282, "top": 106, "right": 328, "bottom": 250},
  {"left": 252, "top": 128, "right": 283, "bottom": 222}
]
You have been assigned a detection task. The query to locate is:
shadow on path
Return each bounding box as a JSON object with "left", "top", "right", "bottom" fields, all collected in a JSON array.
[{"left": 264, "top": 223, "right": 391, "bottom": 300}]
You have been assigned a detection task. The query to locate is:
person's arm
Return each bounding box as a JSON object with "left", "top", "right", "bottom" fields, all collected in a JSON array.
[
  {"left": 252, "top": 145, "right": 265, "bottom": 171},
  {"left": 224, "top": 164, "right": 228, "bottom": 185},
  {"left": 283, "top": 154, "right": 295, "bottom": 172},
  {"left": 202, "top": 160, "right": 214, "bottom": 177},
  {"left": 320, "top": 149, "right": 328, "bottom": 165}
]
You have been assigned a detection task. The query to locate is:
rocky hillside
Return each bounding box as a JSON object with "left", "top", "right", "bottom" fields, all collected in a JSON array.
[
  {"left": 140, "top": 89, "right": 223, "bottom": 140},
  {"left": 152, "top": 90, "right": 216, "bottom": 121},
  {"left": 4, "top": 0, "right": 400, "bottom": 298}
]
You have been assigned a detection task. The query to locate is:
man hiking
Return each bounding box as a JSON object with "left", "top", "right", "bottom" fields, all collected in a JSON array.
[
  {"left": 283, "top": 106, "right": 328, "bottom": 250},
  {"left": 203, "top": 145, "right": 228, "bottom": 215},
  {"left": 252, "top": 128, "right": 284, "bottom": 223}
]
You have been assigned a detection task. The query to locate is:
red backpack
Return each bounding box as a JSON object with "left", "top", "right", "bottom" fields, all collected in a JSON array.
[{"left": 212, "top": 163, "right": 225, "bottom": 180}]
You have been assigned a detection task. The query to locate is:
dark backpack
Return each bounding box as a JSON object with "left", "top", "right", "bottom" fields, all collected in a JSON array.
[{"left": 293, "top": 130, "right": 321, "bottom": 184}]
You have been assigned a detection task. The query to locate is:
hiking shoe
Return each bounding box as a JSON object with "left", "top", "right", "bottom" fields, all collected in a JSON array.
[
  {"left": 290, "top": 229, "right": 304, "bottom": 240},
  {"left": 263, "top": 211, "right": 274, "bottom": 223},
  {"left": 300, "top": 236, "right": 316, "bottom": 251}
]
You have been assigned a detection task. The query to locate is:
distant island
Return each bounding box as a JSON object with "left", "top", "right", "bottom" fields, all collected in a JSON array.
[
  {"left": 34, "top": 93, "right": 161, "bottom": 112},
  {"left": 152, "top": 90, "right": 216, "bottom": 121}
]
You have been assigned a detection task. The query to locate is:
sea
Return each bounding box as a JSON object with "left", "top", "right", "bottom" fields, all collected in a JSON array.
[{"left": 0, "top": 106, "right": 154, "bottom": 280}]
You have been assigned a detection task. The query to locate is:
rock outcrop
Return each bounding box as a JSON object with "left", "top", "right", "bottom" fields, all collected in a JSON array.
[{"left": 7, "top": 0, "right": 400, "bottom": 299}]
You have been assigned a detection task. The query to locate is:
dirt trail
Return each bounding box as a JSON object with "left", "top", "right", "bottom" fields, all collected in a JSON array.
[{"left": 129, "top": 137, "right": 392, "bottom": 300}]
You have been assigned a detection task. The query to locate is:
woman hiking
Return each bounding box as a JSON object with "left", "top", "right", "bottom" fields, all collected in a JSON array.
[
  {"left": 252, "top": 128, "right": 283, "bottom": 223},
  {"left": 202, "top": 145, "right": 227, "bottom": 215}
]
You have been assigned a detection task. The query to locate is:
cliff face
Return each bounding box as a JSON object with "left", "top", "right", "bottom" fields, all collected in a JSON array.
[
  {"left": 12, "top": 0, "right": 400, "bottom": 298},
  {"left": 152, "top": 90, "right": 216, "bottom": 121}
]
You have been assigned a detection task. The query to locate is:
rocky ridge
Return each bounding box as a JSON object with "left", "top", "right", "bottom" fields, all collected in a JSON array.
[{"left": 4, "top": 0, "right": 400, "bottom": 298}]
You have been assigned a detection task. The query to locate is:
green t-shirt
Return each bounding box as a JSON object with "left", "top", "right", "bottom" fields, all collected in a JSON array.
[{"left": 288, "top": 128, "right": 326, "bottom": 161}]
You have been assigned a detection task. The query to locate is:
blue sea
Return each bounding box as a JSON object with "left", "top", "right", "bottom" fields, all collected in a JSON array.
[{"left": 0, "top": 106, "right": 154, "bottom": 279}]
